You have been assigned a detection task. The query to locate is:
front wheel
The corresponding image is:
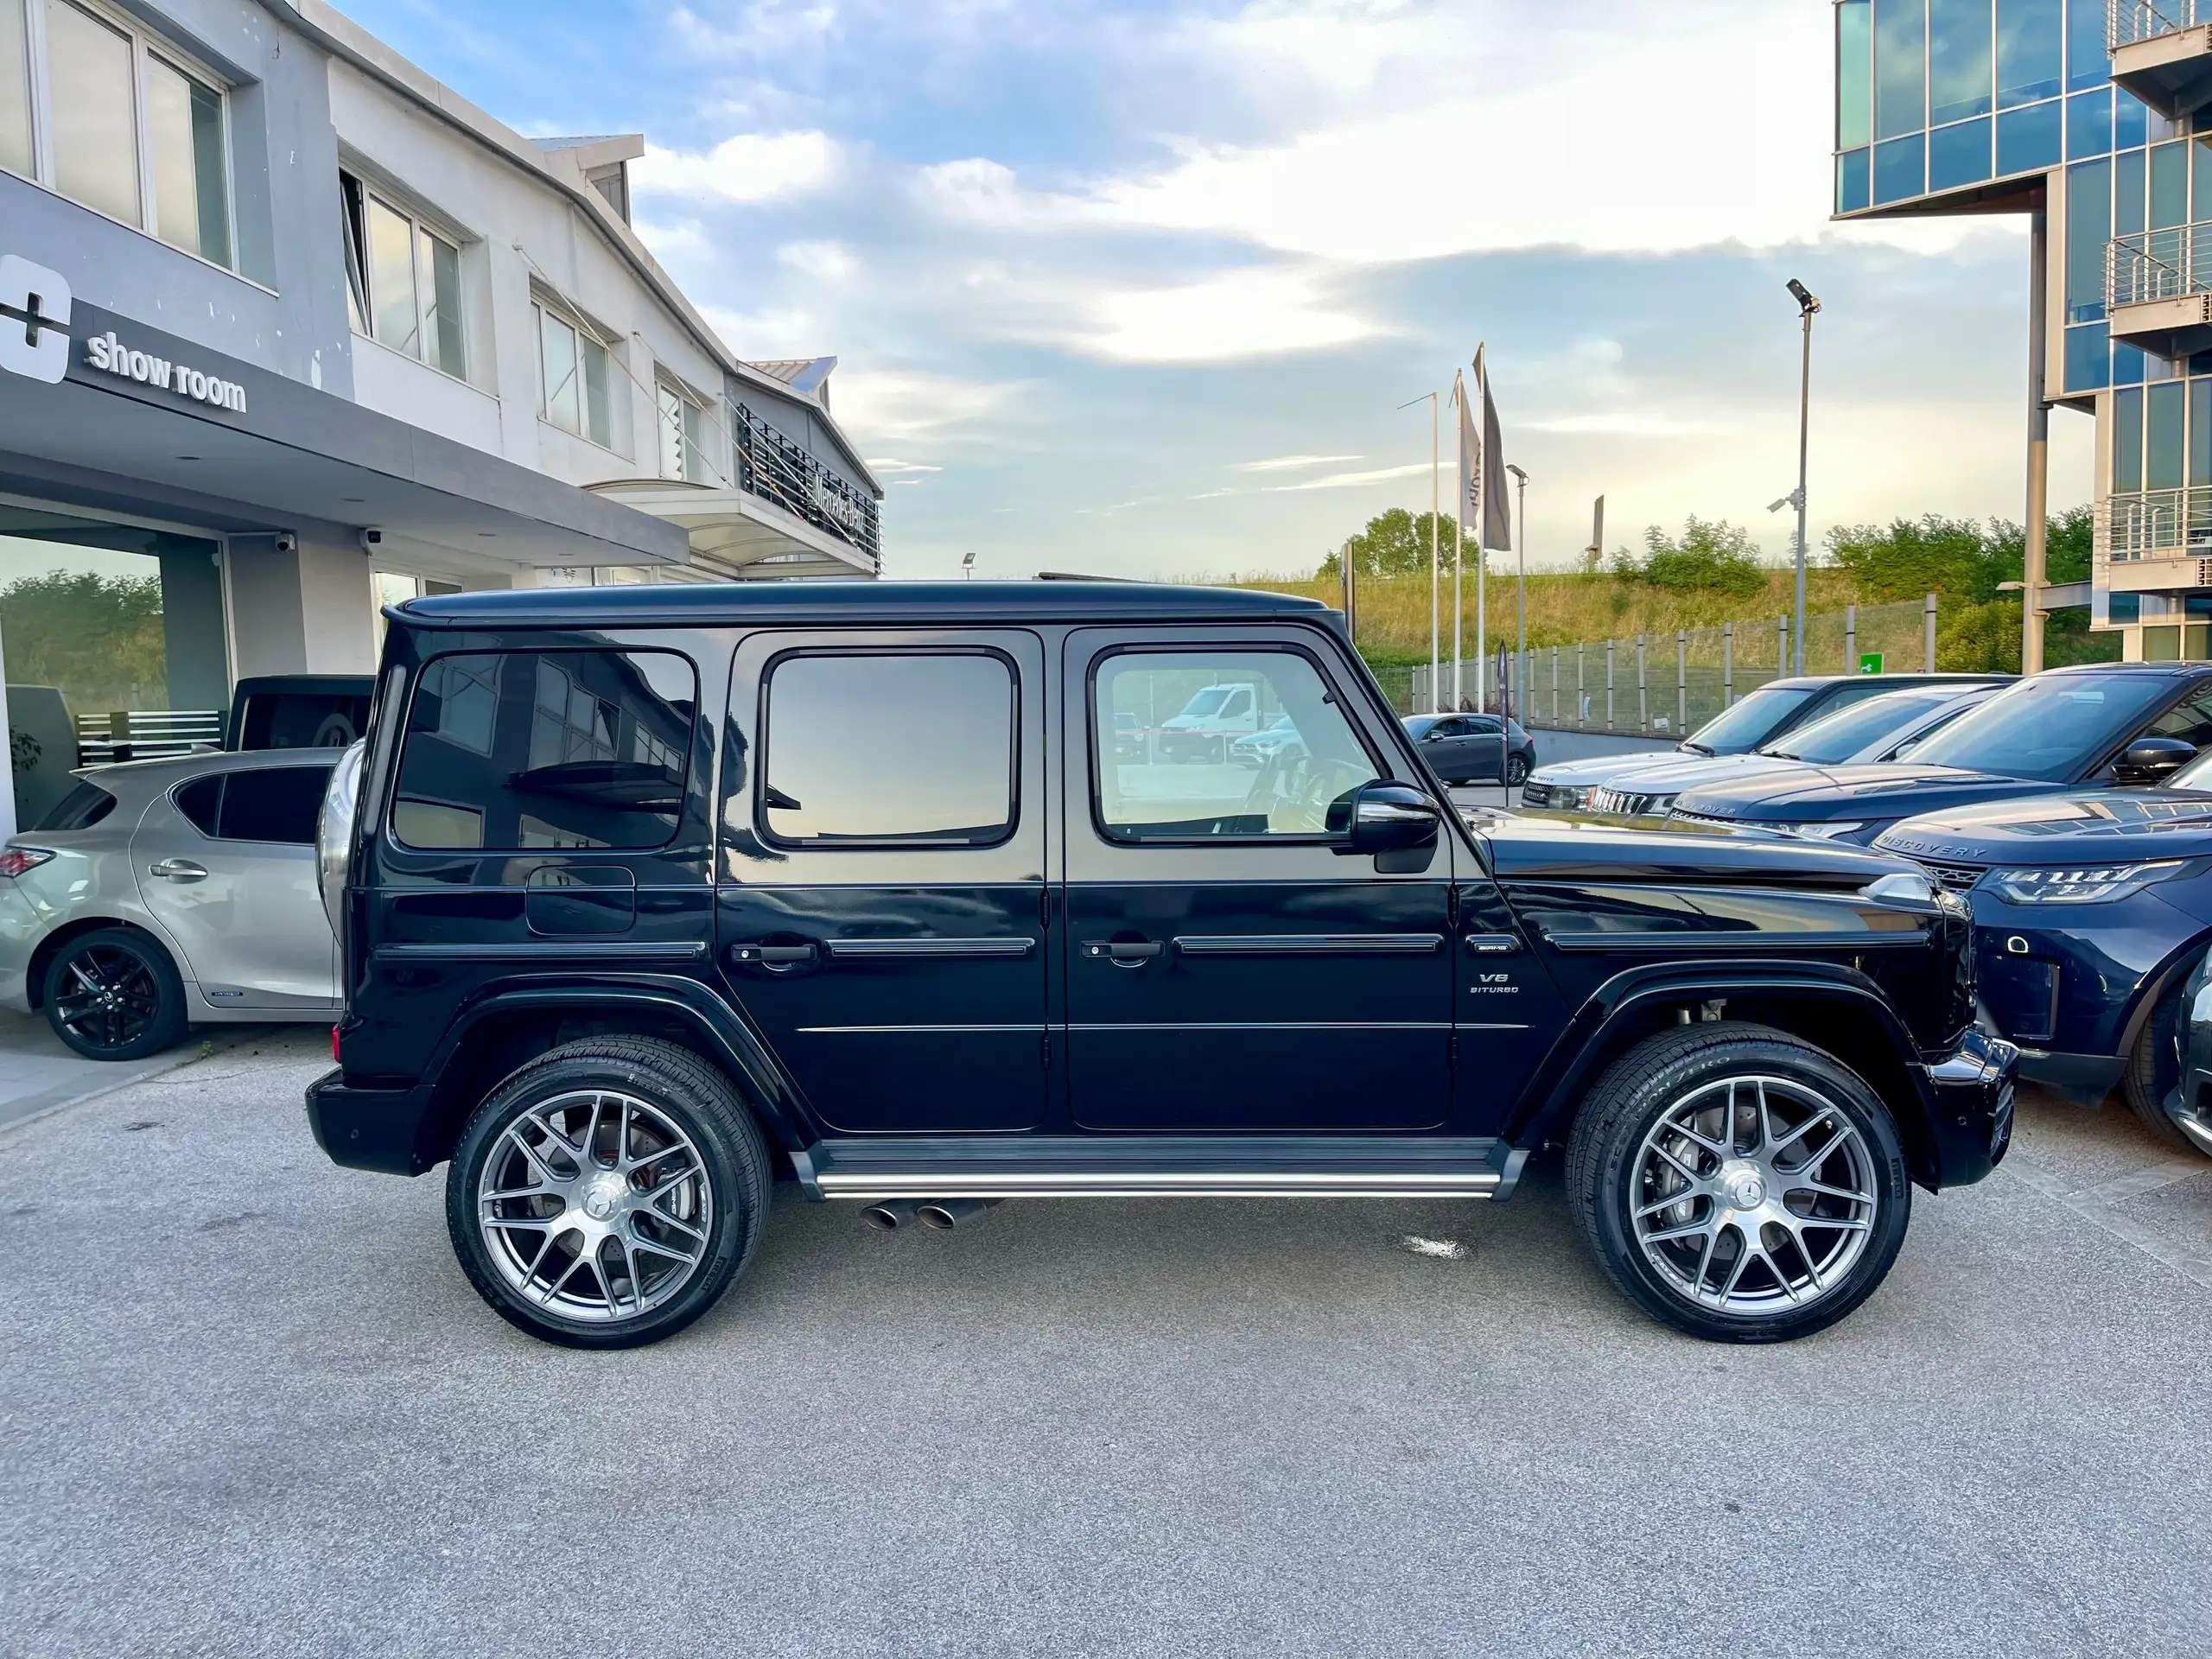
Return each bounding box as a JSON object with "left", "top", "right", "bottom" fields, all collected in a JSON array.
[
  {"left": 446, "top": 1037, "right": 772, "bottom": 1348},
  {"left": 1567, "top": 1023, "right": 1911, "bottom": 1343}
]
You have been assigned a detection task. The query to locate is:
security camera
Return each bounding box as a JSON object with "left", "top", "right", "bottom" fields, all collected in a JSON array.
[
  {"left": 359, "top": 527, "right": 386, "bottom": 553},
  {"left": 273, "top": 531, "right": 297, "bottom": 555}
]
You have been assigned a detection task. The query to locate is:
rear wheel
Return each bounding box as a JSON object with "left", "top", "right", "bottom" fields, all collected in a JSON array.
[
  {"left": 1567, "top": 1023, "right": 1912, "bottom": 1343},
  {"left": 41, "top": 928, "right": 187, "bottom": 1061},
  {"left": 1506, "top": 754, "right": 1530, "bottom": 787},
  {"left": 445, "top": 1038, "right": 771, "bottom": 1349},
  {"left": 2119, "top": 989, "right": 2195, "bottom": 1153}
]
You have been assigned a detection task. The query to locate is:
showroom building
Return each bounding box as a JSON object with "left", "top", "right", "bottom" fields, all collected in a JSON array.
[
  {"left": 0, "top": 0, "right": 880, "bottom": 836},
  {"left": 1834, "top": 0, "right": 2212, "bottom": 664}
]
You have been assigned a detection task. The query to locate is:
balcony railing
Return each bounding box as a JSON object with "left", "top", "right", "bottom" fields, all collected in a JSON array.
[
  {"left": 2107, "top": 226, "right": 2212, "bottom": 308},
  {"left": 2101, "top": 488, "right": 2212, "bottom": 563},
  {"left": 73, "top": 709, "right": 224, "bottom": 766},
  {"left": 2112, "top": 1, "right": 2211, "bottom": 50},
  {"left": 730, "top": 402, "right": 880, "bottom": 568}
]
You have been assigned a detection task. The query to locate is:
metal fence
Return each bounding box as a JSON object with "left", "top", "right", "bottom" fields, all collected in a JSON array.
[
  {"left": 1402, "top": 596, "right": 1939, "bottom": 734},
  {"left": 74, "top": 709, "right": 224, "bottom": 765}
]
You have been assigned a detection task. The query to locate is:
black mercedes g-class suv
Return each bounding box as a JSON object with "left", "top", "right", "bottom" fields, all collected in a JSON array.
[{"left": 307, "top": 582, "right": 2016, "bottom": 1349}]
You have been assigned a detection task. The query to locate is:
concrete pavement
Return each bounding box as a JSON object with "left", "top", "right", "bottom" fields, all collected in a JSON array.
[{"left": 1, "top": 1031, "right": 2208, "bottom": 1656}]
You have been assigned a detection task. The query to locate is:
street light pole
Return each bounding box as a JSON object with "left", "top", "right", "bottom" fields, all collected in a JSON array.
[{"left": 1787, "top": 278, "right": 1820, "bottom": 677}]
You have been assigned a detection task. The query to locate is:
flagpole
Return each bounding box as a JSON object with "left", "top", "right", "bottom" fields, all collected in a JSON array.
[
  {"left": 1430, "top": 391, "right": 1440, "bottom": 713},
  {"left": 1452, "top": 380, "right": 1464, "bottom": 710}
]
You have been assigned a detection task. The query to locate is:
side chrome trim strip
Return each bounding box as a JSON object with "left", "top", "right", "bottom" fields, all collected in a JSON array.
[
  {"left": 823, "top": 938, "right": 1037, "bottom": 960},
  {"left": 796, "top": 1023, "right": 1049, "bottom": 1034},
  {"left": 816, "top": 1170, "right": 1508, "bottom": 1198},
  {"left": 1067, "top": 1020, "right": 1450, "bottom": 1032},
  {"left": 1538, "top": 929, "right": 1927, "bottom": 954},
  {"left": 372, "top": 941, "right": 709, "bottom": 963},
  {"left": 1173, "top": 933, "right": 1444, "bottom": 957}
]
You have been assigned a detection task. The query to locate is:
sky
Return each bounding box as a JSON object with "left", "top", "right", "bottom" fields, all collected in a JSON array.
[{"left": 340, "top": 0, "right": 2096, "bottom": 582}]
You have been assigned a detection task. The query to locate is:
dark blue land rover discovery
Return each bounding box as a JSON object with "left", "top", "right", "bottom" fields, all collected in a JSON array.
[{"left": 307, "top": 582, "right": 2014, "bottom": 1348}]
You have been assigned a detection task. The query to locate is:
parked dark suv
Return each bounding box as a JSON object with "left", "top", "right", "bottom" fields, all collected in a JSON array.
[{"left": 307, "top": 582, "right": 2016, "bottom": 1349}]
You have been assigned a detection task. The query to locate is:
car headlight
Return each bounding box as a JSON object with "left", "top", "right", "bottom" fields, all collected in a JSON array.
[
  {"left": 1989, "top": 861, "right": 2186, "bottom": 905},
  {"left": 1529, "top": 785, "right": 1587, "bottom": 810},
  {"left": 1777, "top": 821, "right": 1866, "bottom": 842}
]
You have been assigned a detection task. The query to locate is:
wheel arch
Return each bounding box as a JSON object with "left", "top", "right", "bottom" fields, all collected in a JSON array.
[
  {"left": 404, "top": 980, "right": 810, "bottom": 1174},
  {"left": 25, "top": 915, "right": 182, "bottom": 1011},
  {"left": 1510, "top": 963, "right": 1948, "bottom": 1189}
]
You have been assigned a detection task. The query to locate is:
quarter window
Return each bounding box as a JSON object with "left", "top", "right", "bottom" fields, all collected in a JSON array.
[
  {"left": 1092, "top": 650, "right": 1380, "bottom": 842},
  {"left": 341, "top": 171, "right": 466, "bottom": 378},
  {"left": 759, "top": 652, "right": 1016, "bottom": 848},
  {"left": 2, "top": 1, "right": 232, "bottom": 268},
  {"left": 393, "top": 652, "right": 696, "bottom": 851}
]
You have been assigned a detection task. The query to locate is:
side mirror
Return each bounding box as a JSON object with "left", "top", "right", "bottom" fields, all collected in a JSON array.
[
  {"left": 1328, "top": 781, "right": 1440, "bottom": 856},
  {"left": 2120, "top": 736, "right": 2197, "bottom": 780}
]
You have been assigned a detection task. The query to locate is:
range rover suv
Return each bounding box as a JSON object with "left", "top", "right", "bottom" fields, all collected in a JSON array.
[{"left": 307, "top": 582, "right": 2016, "bottom": 1349}]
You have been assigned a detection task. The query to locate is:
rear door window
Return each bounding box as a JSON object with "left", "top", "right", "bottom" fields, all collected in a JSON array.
[
  {"left": 392, "top": 651, "right": 698, "bottom": 851},
  {"left": 171, "top": 767, "right": 334, "bottom": 845}
]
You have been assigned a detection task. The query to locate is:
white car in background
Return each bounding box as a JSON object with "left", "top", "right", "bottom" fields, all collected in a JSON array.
[{"left": 0, "top": 750, "right": 343, "bottom": 1059}]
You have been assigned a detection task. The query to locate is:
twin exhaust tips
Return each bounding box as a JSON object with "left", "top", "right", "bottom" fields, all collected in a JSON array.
[{"left": 861, "top": 1198, "right": 1002, "bottom": 1232}]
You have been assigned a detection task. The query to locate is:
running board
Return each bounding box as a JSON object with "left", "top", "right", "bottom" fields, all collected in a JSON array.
[{"left": 797, "top": 1135, "right": 1526, "bottom": 1201}]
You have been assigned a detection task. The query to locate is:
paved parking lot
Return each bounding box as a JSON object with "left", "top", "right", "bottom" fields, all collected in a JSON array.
[{"left": 3, "top": 1031, "right": 2209, "bottom": 1657}]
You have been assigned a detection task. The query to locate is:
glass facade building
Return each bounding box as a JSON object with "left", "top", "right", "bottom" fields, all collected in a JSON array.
[{"left": 1835, "top": 1, "right": 2212, "bottom": 659}]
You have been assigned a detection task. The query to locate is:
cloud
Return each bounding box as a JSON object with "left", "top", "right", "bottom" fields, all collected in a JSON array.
[
  {"left": 1235, "top": 453, "right": 1362, "bottom": 472},
  {"left": 777, "top": 239, "right": 859, "bottom": 281},
  {"left": 866, "top": 458, "right": 944, "bottom": 474},
  {"left": 1263, "top": 461, "right": 1433, "bottom": 493},
  {"left": 830, "top": 369, "right": 1031, "bottom": 445},
  {"left": 1523, "top": 412, "right": 1731, "bottom": 438},
  {"left": 1061, "top": 264, "right": 1385, "bottom": 362},
  {"left": 632, "top": 131, "right": 843, "bottom": 204}
]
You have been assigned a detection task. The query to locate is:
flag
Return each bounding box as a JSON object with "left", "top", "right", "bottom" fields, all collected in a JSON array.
[
  {"left": 1477, "top": 346, "right": 1510, "bottom": 551},
  {"left": 1454, "top": 366, "right": 1481, "bottom": 554}
]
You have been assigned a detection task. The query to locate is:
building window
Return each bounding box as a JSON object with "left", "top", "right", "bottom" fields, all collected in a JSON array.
[
  {"left": 534, "top": 301, "right": 613, "bottom": 449},
  {"left": 0, "top": 0, "right": 232, "bottom": 269},
  {"left": 341, "top": 171, "right": 465, "bottom": 379},
  {"left": 658, "top": 382, "right": 714, "bottom": 484}
]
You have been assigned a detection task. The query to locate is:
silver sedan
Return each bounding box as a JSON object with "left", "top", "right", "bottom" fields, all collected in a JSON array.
[{"left": 0, "top": 749, "right": 342, "bottom": 1059}]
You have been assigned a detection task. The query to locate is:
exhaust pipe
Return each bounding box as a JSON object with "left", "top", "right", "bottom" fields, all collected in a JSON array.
[
  {"left": 916, "top": 1198, "right": 1002, "bottom": 1230},
  {"left": 861, "top": 1199, "right": 920, "bottom": 1231}
]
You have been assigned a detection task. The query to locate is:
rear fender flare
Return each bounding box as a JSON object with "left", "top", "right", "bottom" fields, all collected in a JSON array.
[
  {"left": 1509, "top": 960, "right": 1939, "bottom": 1162},
  {"left": 415, "top": 974, "right": 813, "bottom": 1156}
]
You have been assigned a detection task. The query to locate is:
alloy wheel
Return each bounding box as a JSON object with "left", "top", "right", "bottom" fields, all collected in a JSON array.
[
  {"left": 476, "top": 1089, "right": 715, "bottom": 1323},
  {"left": 1630, "top": 1074, "right": 1878, "bottom": 1315},
  {"left": 53, "top": 945, "right": 163, "bottom": 1052}
]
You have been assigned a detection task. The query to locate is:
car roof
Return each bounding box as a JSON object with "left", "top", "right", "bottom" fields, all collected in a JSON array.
[
  {"left": 396, "top": 579, "right": 1336, "bottom": 631},
  {"left": 76, "top": 747, "right": 346, "bottom": 790}
]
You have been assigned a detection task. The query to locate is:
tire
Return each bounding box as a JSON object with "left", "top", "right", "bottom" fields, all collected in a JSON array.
[
  {"left": 445, "top": 1037, "right": 772, "bottom": 1349},
  {"left": 1566, "top": 1022, "right": 1913, "bottom": 1344},
  {"left": 2119, "top": 988, "right": 2195, "bottom": 1153},
  {"left": 1506, "top": 754, "right": 1530, "bottom": 787},
  {"left": 41, "top": 926, "right": 188, "bottom": 1061}
]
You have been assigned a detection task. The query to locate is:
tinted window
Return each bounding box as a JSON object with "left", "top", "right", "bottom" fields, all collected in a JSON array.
[
  {"left": 1764, "top": 691, "right": 1953, "bottom": 763},
  {"left": 175, "top": 775, "right": 221, "bottom": 836},
  {"left": 34, "top": 781, "right": 117, "bottom": 832},
  {"left": 1909, "top": 672, "right": 2179, "bottom": 780},
  {"left": 1684, "top": 684, "right": 1816, "bottom": 753},
  {"left": 393, "top": 651, "right": 696, "bottom": 850},
  {"left": 2143, "top": 686, "right": 2212, "bottom": 750},
  {"left": 238, "top": 692, "right": 371, "bottom": 750},
  {"left": 217, "top": 767, "right": 331, "bottom": 844},
  {"left": 760, "top": 652, "right": 1015, "bottom": 847},
  {"left": 1094, "top": 650, "right": 1379, "bottom": 842}
]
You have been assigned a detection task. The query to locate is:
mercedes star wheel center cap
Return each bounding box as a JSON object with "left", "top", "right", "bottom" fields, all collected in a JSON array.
[{"left": 582, "top": 1176, "right": 625, "bottom": 1221}]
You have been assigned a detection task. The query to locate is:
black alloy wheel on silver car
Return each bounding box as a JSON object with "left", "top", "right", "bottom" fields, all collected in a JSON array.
[
  {"left": 1567, "top": 1023, "right": 1912, "bottom": 1343},
  {"left": 42, "top": 927, "right": 188, "bottom": 1061},
  {"left": 445, "top": 1037, "right": 772, "bottom": 1349}
]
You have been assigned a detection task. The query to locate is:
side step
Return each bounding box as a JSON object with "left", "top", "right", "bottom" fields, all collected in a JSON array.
[{"left": 798, "top": 1135, "right": 1527, "bottom": 1201}]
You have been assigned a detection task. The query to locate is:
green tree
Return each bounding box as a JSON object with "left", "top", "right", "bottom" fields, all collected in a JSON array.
[
  {"left": 0, "top": 570, "right": 167, "bottom": 713},
  {"left": 1319, "top": 508, "right": 1466, "bottom": 580},
  {"left": 1611, "top": 517, "right": 1765, "bottom": 597}
]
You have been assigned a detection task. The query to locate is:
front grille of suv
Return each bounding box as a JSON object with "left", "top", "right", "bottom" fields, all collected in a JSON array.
[
  {"left": 1590, "top": 787, "right": 1671, "bottom": 817},
  {"left": 1922, "top": 860, "right": 1987, "bottom": 893}
]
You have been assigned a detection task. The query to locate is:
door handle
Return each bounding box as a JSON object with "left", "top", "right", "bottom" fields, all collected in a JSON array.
[
  {"left": 728, "top": 941, "right": 819, "bottom": 967},
  {"left": 150, "top": 858, "right": 208, "bottom": 883},
  {"left": 1081, "top": 939, "right": 1162, "bottom": 965}
]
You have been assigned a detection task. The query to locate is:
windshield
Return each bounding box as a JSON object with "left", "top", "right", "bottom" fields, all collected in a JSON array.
[
  {"left": 1906, "top": 673, "right": 2177, "bottom": 781},
  {"left": 1684, "top": 685, "right": 1816, "bottom": 754},
  {"left": 1764, "top": 691, "right": 1953, "bottom": 764},
  {"left": 1179, "top": 688, "right": 1230, "bottom": 718}
]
